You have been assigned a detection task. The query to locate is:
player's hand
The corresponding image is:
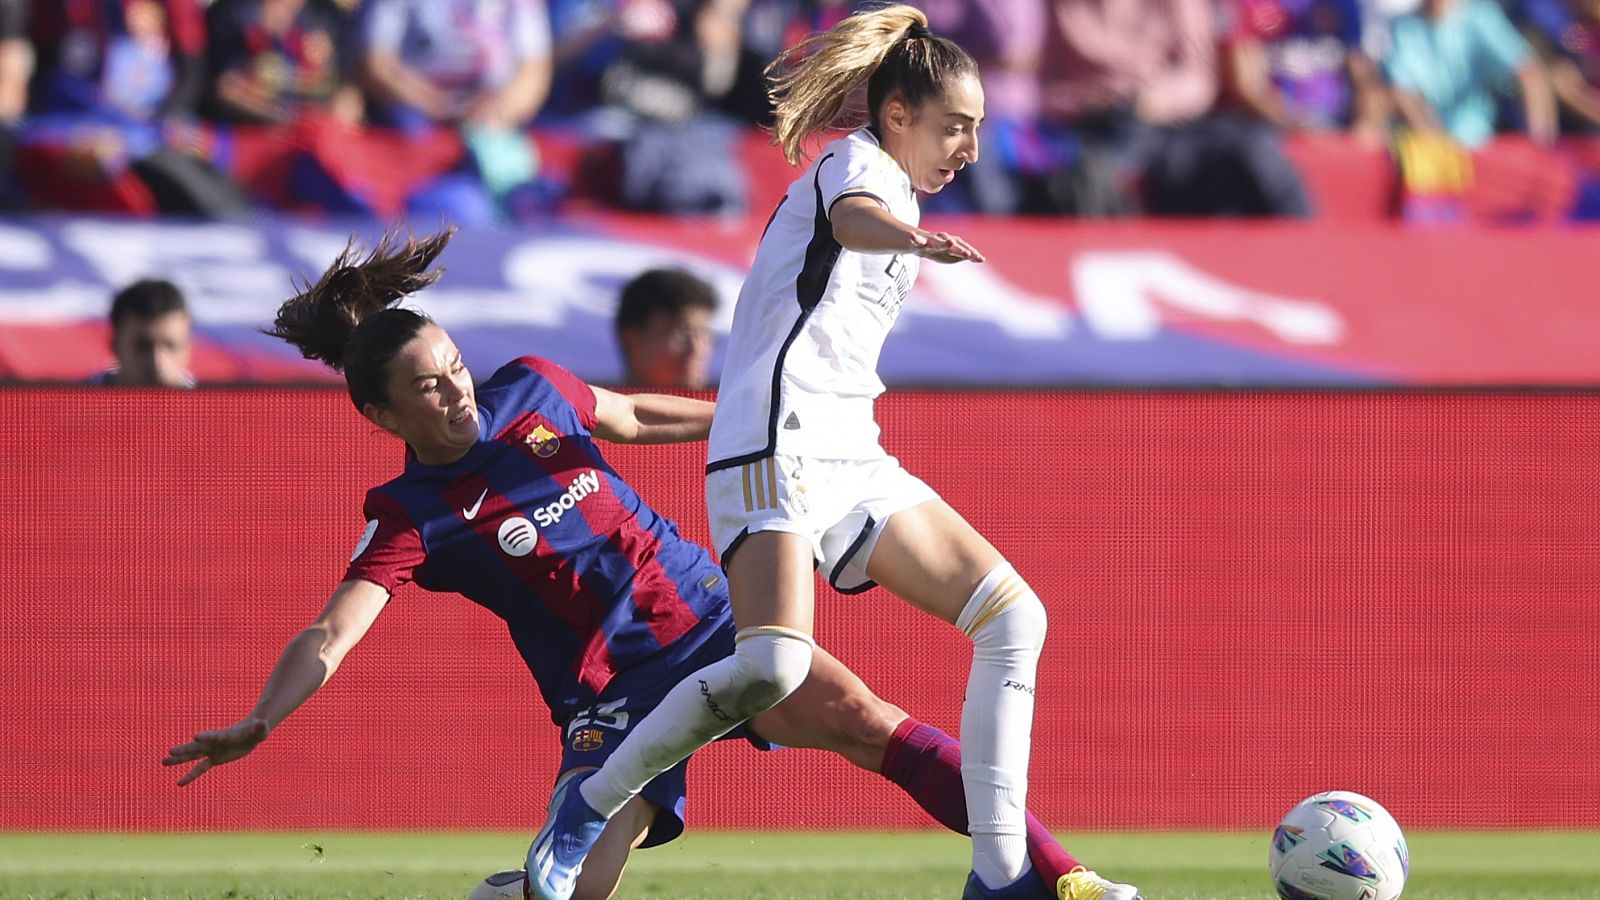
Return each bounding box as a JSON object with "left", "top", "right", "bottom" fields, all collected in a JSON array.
[
  {"left": 162, "top": 718, "right": 271, "bottom": 786},
  {"left": 910, "top": 229, "right": 985, "bottom": 264}
]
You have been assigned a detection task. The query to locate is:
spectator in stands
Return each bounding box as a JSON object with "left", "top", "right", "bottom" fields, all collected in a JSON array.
[
  {"left": 919, "top": 0, "right": 1063, "bottom": 214},
  {"left": 358, "top": 0, "right": 552, "bottom": 132},
  {"left": 0, "top": 0, "right": 28, "bottom": 209},
  {"left": 739, "top": 0, "right": 863, "bottom": 70},
  {"left": 1518, "top": 0, "right": 1600, "bottom": 131},
  {"left": 613, "top": 268, "right": 717, "bottom": 389},
  {"left": 28, "top": 0, "right": 206, "bottom": 123},
  {"left": 1384, "top": 0, "right": 1557, "bottom": 147},
  {"left": 93, "top": 278, "right": 196, "bottom": 388},
  {"left": 543, "top": 0, "right": 678, "bottom": 121},
  {"left": 582, "top": 0, "right": 755, "bottom": 213},
  {"left": 22, "top": 0, "right": 250, "bottom": 216},
  {"left": 357, "top": 0, "right": 554, "bottom": 223},
  {"left": 1041, "top": 0, "right": 1313, "bottom": 215},
  {"left": 1219, "top": 0, "right": 1393, "bottom": 144},
  {"left": 203, "top": 0, "right": 361, "bottom": 126}
]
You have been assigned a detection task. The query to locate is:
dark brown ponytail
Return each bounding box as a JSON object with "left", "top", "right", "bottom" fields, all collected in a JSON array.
[{"left": 264, "top": 227, "right": 455, "bottom": 409}]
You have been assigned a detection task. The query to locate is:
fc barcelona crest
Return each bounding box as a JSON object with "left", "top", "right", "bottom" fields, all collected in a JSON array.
[
  {"left": 570, "top": 727, "right": 605, "bottom": 752},
  {"left": 526, "top": 423, "right": 560, "bottom": 458}
]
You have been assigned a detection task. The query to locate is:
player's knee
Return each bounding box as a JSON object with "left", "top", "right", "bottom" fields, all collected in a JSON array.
[
  {"left": 962, "top": 564, "right": 1048, "bottom": 659},
  {"left": 731, "top": 626, "right": 815, "bottom": 717}
]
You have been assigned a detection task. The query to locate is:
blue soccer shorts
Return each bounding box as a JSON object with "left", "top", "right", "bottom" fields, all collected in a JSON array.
[{"left": 555, "top": 618, "right": 776, "bottom": 848}]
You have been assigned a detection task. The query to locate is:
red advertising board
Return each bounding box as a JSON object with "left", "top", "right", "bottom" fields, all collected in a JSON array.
[{"left": 2, "top": 388, "right": 1596, "bottom": 832}]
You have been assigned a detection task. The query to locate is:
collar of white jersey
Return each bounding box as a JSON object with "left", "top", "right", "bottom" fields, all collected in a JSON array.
[{"left": 851, "top": 125, "right": 914, "bottom": 199}]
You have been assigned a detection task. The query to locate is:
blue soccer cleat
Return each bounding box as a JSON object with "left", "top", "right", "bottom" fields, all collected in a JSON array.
[
  {"left": 962, "top": 866, "right": 1054, "bottom": 899},
  {"left": 525, "top": 769, "right": 609, "bottom": 900}
]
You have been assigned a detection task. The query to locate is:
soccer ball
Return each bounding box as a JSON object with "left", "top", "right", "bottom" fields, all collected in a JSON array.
[{"left": 1269, "top": 791, "right": 1409, "bottom": 900}]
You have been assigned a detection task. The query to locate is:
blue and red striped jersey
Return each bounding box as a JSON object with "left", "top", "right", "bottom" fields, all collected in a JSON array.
[{"left": 344, "top": 356, "right": 728, "bottom": 723}]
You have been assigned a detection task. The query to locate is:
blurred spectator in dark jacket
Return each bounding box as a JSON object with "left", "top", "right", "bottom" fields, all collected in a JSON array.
[
  {"left": 1518, "top": 0, "right": 1600, "bottom": 132},
  {"left": 203, "top": 0, "right": 360, "bottom": 125},
  {"left": 596, "top": 0, "right": 766, "bottom": 124},
  {"left": 1219, "top": 0, "right": 1392, "bottom": 143},
  {"left": 580, "top": 0, "right": 755, "bottom": 213},
  {"left": 544, "top": 0, "right": 676, "bottom": 120},
  {"left": 1385, "top": 0, "right": 1556, "bottom": 147}
]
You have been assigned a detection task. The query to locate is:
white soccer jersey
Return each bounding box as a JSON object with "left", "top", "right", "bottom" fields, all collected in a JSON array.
[{"left": 707, "top": 127, "right": 921, "bottom": 472}]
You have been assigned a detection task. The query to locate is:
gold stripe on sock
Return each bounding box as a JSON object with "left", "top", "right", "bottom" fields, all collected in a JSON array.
[{"left": 964, "top": 576, "right": 1027, "bottom": 638}]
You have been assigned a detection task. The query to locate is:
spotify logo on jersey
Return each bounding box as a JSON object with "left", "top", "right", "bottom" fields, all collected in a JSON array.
[{"left": 498, "top": 517, "right": 537, "bottom": 557}]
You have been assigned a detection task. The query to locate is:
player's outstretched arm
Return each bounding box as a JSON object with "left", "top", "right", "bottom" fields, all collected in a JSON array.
[
  {"left": 592, "top": 386, "right": 715, "bottom": 445},
  {"left": 162, "top": 578, "right": 390, "bottom": 786},
  {"left": 830, "top": 196, "right": 985, "bottom": 264}
]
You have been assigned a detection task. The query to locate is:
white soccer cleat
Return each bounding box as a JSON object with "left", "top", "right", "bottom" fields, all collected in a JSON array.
[
  {"left": 466, "top": 869, "right": 526, "bottom": 900},
  {"left": 1058, "top": 866, "right": 1143, "bottom": 900}
]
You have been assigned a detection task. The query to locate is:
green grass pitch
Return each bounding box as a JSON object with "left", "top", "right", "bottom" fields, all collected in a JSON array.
[{"left": 2, "top": 830, "right": 1597, "bottom": 899}]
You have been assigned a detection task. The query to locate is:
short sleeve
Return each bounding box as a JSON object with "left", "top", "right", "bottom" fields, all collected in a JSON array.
[
  {"left": 342, "top": 491, "right": 425, "bottom": 594},
  {"left": 510, "top": 0, "right": 553, "bottom": 61},
  {"left": 515, "top": 356, "right": 598, "bottom": 430},
  {"left": 1469, "top": 0, "right": 1530, "bottom": 80},
  {"left": 818, "top": 137, "right": 902, "bottom": 221}
]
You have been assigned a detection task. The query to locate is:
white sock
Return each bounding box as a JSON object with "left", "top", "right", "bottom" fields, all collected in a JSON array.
[
  {"left": 957, "top": 562, "right": 1047, "bottom": 889},
  {"left": 579, "top": 626, "right": 815, "bottom": 817}
]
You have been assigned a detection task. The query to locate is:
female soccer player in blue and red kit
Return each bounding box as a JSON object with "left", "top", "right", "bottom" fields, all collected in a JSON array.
[{"left": 164, "top": 229, "right": 1100, "bottom": 900}]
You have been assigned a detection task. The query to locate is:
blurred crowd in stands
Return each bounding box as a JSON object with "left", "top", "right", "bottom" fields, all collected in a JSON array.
[{"left": 0, "top": 0, "right": 1597, "bottom": 222}]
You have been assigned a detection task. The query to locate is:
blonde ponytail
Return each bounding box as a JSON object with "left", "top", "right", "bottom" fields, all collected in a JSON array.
[{"left": 766, "top": 4, "right": 930, "bottom": 165}]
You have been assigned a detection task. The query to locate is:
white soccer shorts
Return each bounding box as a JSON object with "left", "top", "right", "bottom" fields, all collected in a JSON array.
[{"left": 706, "top": 454, "right": 939, "bottom": 593}]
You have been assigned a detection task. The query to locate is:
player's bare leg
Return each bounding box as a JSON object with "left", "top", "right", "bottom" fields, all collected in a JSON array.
[
  {"left": 723, "top": 529, "right": 818, "bottom": 634},
  {"left": 749, "top": 645, "right": 904, "bottom": 769},
  {"left": 571, "top": 794, "right": 656, "bottom": 900},
  {"left": 867, "top": 499, "right": 1139, "bottom": 900},
  {"left": 869, "top": 500, "right": 1042, "bottom": 892},
  {"left": 752, "top": 646, "right": 1116, "bottom": 897}
]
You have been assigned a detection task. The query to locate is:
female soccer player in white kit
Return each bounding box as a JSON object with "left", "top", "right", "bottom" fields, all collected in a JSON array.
[{"left": 530, "top": 7, "right": 1141, "bottom": 899}]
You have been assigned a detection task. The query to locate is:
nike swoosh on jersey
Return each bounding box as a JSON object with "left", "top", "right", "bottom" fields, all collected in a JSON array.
[{"left": 463, "top": 488, "right": 487, "bottom": 520}]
